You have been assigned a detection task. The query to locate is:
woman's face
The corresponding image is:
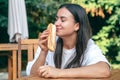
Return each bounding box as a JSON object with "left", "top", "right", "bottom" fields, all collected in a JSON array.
[{"left": 55, "top": 7, "right": 79, "bottom": 38}]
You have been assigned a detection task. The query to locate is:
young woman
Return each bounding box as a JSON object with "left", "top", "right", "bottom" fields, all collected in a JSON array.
[{"left": 26, "top": 3, "right": 110, "bottom": 78}]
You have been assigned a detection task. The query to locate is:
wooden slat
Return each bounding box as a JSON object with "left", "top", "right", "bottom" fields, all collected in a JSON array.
[
  {"left": 0, "top": 44, "right": 32, "bottom": 50},
  {"left": 27, "top": 45, "right": 34, "bottom": 61},
  {"left": 18, "top": 39, "right": 22, "bottom": 78},
  {"left": 33, "top": 44, "right": 38, "bottom": 56},
  {"left": 0, "top": 44, "right": 18, "bottom": 50},
  {"left": 21, "top": 39, "right": 39, "bottom": 44}
]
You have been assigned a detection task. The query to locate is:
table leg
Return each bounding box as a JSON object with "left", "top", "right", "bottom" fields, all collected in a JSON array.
[
  {"left": 12, "top": 50, "right": 17, "bottom": 80},
  {"left": 8, "top": 55, "right": 12, "bottom": 80}
]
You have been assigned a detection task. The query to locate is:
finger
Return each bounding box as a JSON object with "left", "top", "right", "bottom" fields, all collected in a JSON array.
[
  {"left": 39, "top": 66, "right": 48, "bottom": 74},
  {"left": 39, "top": 34, "right": 48, "bottom": 41},
  {"left": 37, "top": 66, "right": 46, "bottom": 76},
  {"left": 41, "top": 71, "right": 48, "bottom": 77},
  {"left": 39, "top": 38, "right": 48, "bottom": 45},
  {"left": 41, "top": 30, "right": 49, "bottom": 36},
  {"left": 39, "top": 66, "right": 50, "bottom": 72},
  {"left": 39, "top": 36, "right": 48, "bottom": 49},
  {"left": 44, "top": 74, "right": 50, "bottom": 78},
  {"left": 39, "top": 31, "right": 49, "bottom": 40},
  {"left": 39, "top": 68, "right": 46, "bottom": 74}
]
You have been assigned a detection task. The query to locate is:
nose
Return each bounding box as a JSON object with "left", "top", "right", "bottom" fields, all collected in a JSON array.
[{"left": 55, "top": 19, "right": 61, "bottom": 26}]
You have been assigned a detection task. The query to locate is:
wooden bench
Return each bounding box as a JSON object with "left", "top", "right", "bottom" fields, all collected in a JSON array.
[{"left": 0, "top": 43, "right": 18, "bottom": 80}]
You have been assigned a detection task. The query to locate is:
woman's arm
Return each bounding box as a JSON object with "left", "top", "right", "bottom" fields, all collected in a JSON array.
[
  {"left": 59, "top": 61, "right": 110, "bottom": 78},
  {"left": 30, "top": 30, "right": 49, "bottom": 76},
  {"left": 30, "top": 50, "right": 48, "bottom": 75},
  {"left": 38, "top": 61, "right": 110, "bottom": 78}
]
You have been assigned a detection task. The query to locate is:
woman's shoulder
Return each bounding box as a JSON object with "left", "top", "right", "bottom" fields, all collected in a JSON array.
[
  {"left": 82, "top": 39, "right": 109, "bottom": 66},
  {"left": 85, "top": 39, "right": 102, "bottom": 55},
  {"left": 87, "top": 39, "right": 101, "bottom": 50}
]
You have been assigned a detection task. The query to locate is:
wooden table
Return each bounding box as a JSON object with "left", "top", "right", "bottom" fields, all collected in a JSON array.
[
  {"left": 15, "top": 76, "right": 109, "bottom": 80},
  {"left": 16, "top": 69, "right": 120, "bottom": 80}
]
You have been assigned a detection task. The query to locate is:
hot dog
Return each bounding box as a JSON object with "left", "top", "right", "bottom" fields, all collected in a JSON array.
[{"left": 47, "top": 23, "right": 56, "bottom": 52}]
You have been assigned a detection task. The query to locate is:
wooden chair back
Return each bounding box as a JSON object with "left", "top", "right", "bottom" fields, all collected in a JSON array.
[{"left": 17, "top": 38, "right": 39, "bottom": 78}]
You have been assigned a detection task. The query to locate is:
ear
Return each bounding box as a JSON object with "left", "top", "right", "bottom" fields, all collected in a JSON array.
[{"left": 74, "top": 23, "right": 80, "bottom": 31}]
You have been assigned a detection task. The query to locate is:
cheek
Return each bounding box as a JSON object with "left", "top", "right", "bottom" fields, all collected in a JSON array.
[
  {"left": 64, "top": 23, "right": 75, "bottom": 32},
  {"left": 56, "top": 26, "right": 75, "bottom": 37},
  {"left": 56, "top": 22, "right": 75, "bottom": 36}
]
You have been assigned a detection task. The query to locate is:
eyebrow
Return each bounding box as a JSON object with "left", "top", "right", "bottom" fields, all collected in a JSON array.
[{"left": 56, "top": 16, "right": 67, "bottom": 19}]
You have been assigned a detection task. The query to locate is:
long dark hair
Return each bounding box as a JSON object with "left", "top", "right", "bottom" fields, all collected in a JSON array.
[{"left": 54, "top": 3, "right": 92, "bottom": 68}]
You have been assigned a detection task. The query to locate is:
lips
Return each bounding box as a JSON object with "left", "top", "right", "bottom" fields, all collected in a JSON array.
[{"left": 56, "top": 27, "right": 62, "bottom": 32}]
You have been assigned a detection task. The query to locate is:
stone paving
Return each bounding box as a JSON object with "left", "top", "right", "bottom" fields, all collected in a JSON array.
[
  {"left": 0, "top": 72, "right": 8, "bottom": 80},
  {"left": 0, "top": 71, "right": 26, "bottom": 80}
]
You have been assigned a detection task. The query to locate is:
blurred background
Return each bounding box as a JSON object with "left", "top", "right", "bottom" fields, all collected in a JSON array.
[{"left": 0, "top": 0, "right": 120, "bottom": 76}]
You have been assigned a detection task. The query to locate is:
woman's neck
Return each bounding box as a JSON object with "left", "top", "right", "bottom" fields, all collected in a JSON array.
[{"left": 62, "top": 34, "right": 77, "bottom": 49}]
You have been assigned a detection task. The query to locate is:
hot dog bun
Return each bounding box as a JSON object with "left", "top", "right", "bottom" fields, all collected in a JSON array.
[{"left": 47, "top": 23, "right": 56, "bottom": 52}]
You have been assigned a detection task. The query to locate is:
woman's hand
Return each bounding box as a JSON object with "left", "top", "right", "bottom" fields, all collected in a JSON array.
[
  {"left": 38, "top": 65, "right": 60, "bottom": 78},
  {"left": 39, "top": 30, "right": 49, "bottom": 52}
]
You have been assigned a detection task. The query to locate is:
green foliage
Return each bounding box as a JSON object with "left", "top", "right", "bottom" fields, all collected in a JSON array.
[
  {"left": 92, "top": 26, "right": 113, "bottom": 54},
  {"left": 73, "top": 0, "right": 120, "bottom": 64},
  {"left": 0, "top": 0, "right": 8, "bottom": 28},
  {"left": 25, "top": 0, "right": 71, "bottom": 38}
]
